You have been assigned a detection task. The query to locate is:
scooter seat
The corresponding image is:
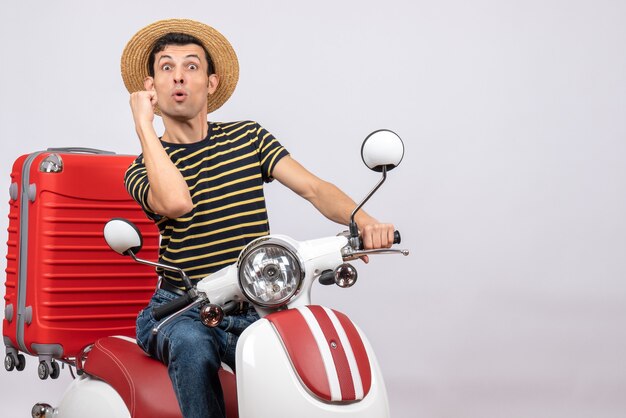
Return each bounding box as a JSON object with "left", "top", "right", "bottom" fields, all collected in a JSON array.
[{"left": 83, "top": 336, "right": 238, "bottom": 418}]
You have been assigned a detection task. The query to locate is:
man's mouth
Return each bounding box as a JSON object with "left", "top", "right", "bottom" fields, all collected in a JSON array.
[{"left": 172, "top": 90, "right": 188, "bottom": 102}]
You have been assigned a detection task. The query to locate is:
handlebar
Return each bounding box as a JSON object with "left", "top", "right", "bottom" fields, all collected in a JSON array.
[
  {"left": 151, "top": 230, "right": 404, "bottom": 313},
  {"left": 320, "top": 229, "right": 407, "bottom": 285},
  {"left": 152, "top": 293, "right": 196, "bottom": 321}
]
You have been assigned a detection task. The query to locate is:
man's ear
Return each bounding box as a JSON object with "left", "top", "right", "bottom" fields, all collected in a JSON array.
[
  {"left": 207, "top": 74, "right": 220, "bottom": 95},
  {"left": 144, "top": 76, "right": 155, "bottom": 91}
]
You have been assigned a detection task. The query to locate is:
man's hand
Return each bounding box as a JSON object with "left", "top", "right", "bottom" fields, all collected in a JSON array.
[
  {"left": 128, "top": 89, "right": 194, "bottom": 219},
  {"left": 360, "top": 222, "right": 395, "bottom": 250},
  {"left": 357, "top": 219, "right": 395, "bottom": 264},
  {"left": 130, "top": 90, "right": 158, "bottom": 128}
]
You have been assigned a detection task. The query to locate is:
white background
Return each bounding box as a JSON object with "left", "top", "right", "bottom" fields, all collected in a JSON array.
[{"left": 1, "top": 1, "right": 625, "bottom": 417}]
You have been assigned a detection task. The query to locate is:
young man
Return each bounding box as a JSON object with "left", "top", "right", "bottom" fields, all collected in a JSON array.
[{"left": 121, "top": 19, "right": 395, "bottom": 418}]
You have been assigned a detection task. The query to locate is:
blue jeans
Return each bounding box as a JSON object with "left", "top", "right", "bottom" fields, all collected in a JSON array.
[{"left": 136, "top": 289, "right": 259, "bottom": 418}]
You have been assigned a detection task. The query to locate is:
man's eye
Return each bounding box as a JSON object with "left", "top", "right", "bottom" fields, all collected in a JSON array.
[
  {"left": 162, "top": 64, "right": 172, "bottom": 71},
  {"left": 188, "top": 64, "right": 198, "bottom": 70}
]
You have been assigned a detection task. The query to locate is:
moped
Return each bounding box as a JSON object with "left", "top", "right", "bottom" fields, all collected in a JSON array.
[{"left": 30, "top": 129, "right": 408, "bottom": 418}]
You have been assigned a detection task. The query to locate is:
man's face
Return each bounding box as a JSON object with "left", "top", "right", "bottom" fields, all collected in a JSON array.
[{"left": 144, "top": 44, "right": 219, "bottom": 120}]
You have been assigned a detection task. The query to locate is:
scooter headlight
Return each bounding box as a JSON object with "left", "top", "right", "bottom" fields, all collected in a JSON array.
[{"left": 238, "top": 238, "right": 303, "bottom": 307}]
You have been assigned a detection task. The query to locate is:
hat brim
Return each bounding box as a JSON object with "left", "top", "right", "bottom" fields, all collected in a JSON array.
[{"left": 121, "top": 19, "right": 239, "bottom": 115}]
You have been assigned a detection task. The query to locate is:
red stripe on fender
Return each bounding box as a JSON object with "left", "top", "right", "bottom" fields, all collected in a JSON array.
[
  {"left": 308, "top": 306, "right": 356, "bottom": 400},
  {"left": 334, "top": 310, "right": 372, "bottom": 397},
  {"left": 266, "top": 310, "right": 332, "bottom": 401}
]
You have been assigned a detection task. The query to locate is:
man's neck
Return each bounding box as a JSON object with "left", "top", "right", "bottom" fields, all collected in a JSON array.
[{"left": 161, "top": 114, "right": 208, "bottom": 144}]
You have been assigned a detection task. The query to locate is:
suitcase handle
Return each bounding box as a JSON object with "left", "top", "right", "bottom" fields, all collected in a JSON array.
[{"left": 46, "top": 147, "right": 116, "bottom": 155}]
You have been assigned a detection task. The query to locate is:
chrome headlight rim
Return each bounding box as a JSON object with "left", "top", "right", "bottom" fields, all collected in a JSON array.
[{"left": 237, "top": 237, "right": 305, "bottom": 308}]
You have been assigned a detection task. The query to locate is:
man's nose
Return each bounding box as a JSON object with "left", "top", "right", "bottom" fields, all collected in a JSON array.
[{"left": 173, "top": 68, "right": 185, "bottom": 84}]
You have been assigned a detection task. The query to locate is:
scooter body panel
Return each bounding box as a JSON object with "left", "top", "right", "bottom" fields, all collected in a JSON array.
[
  {"left": 236, "top": 313, "right": 389, "bottom": 418},
  {"left": 56, "top": 376, "right": 130, "bottom": 418}
]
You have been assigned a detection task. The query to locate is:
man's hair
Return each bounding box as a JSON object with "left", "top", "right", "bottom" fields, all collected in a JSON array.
[{"left": 147, "top": 32, "right": 215, "bottom": 77}]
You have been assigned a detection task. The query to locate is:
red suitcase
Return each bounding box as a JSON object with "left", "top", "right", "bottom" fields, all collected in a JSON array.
[{"left": 3, "top": 147, "right": 159, "bottom": 379}]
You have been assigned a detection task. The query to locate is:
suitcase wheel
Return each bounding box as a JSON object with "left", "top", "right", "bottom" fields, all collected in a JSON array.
[
  {"left": 37, "top": 360, "right": 61, "bottom": 380},
  {"left": 4, "top": 353, "right": 25, "bottom": 372},
  {"left": 37, "top": 361, "right": 49, "bottom": 379},
  {"left": 4, "top": 354, "right": 15, "bottom": 371},
  {"left": 50, "top": 361, "right": 61, "bottom": 379},
  {"left": 16, "top": 354, "right": 25, "bottom": 371}
]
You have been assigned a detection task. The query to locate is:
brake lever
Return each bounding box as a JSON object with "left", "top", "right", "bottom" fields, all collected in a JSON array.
[{"left": 342, "top": 247, "right": 410, "bottom": 260}]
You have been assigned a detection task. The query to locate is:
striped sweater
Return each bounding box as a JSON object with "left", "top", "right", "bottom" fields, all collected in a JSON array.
[{"left": 124, "top": 120, "right": 289, "bottom": 285}]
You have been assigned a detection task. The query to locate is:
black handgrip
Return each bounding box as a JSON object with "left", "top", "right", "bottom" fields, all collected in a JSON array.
[
  {"left": 393, "top": 230, "right": 401, "bottom": 244},
  {"left": 152, "top": 293, "right": 195, "bottom": 321},
  {"left": 318, "top": 270, "right": 335, "bottom": 286}
]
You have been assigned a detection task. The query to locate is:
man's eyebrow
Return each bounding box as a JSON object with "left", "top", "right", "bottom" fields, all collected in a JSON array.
[{"left": 158, "top": 54, "right": 201, "bottom": 61}]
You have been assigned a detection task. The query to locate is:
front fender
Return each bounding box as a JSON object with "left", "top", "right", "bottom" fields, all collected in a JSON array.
[{"left": 235, "top": 306, "right": 389, "bottom": 418}]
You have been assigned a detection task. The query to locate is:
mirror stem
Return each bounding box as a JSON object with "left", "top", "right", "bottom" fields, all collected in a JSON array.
[
  {"left": 349, "top": 166, "right": 388, "bottom": 243},
  {"left": 127, "top": 250, "right": 194, "bottom": 290}
]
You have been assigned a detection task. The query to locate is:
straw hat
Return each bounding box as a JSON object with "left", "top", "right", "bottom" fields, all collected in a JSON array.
[{"left": 121, "top": 18, "right": 239, "bottom": 115}]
